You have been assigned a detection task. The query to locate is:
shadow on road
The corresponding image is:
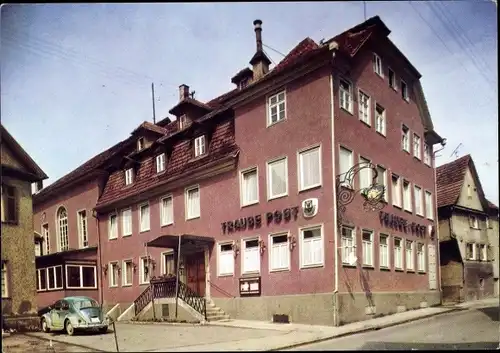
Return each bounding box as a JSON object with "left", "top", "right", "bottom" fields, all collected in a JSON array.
[
  {"left": 477, "top": 306, "right": 499, "bottom": 322},
  {"left": 360, "top": 341, "right": 499, "bottom": 350}
]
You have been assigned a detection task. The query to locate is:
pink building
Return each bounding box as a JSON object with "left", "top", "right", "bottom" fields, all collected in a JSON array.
[{"left": 34, "top": 16, "right": 444, "bottom": 326}]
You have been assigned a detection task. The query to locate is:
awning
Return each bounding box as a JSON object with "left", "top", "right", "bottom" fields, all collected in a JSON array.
[{"left": 146, "top": 234, "right": 215, "bottom": 253}]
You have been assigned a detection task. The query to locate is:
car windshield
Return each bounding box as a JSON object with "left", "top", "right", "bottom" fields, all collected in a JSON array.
[{"left": 73, "top": 299, "right": 99, "bottom": 310}]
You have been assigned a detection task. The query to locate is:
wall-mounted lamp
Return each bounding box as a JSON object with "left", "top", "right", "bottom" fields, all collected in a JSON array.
[
  {"left": 132, "top": 262, "right": 138, "bottom": 272},
  {"left": 149, "top": 258, "right": 157, "bottom": 270},
  {"left": 102, "top": 264, "right": 109, "bottom": 276},
  {"left": 116, "top": 265, "right": 121, "bottom": 275},
  {"left": 259, "top": 240, "right": 266, "bottom": 255},
  {"left": 232, "top": 242, "right": 240, "bottom": 258},
  {"left": 178, "top": 262, "right": 185, "bottom": 275},
  {"left": 288, "top": 235, "right": 297, "bottom": 251}
]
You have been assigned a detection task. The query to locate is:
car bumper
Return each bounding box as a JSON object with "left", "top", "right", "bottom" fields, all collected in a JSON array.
[{"left": 74, "top": 320, "right": 108, "bottom": 329}]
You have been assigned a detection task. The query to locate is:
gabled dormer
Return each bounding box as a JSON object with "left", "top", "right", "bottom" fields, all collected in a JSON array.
[
  {"left": 169, "top": 84, "right": 213, "bottom": 128},
  {"left": 130, "top": 121, "right": 168, "bottom": 152},
  {"left": 231, "top": 67, "right": 254, "bottom": 90}
]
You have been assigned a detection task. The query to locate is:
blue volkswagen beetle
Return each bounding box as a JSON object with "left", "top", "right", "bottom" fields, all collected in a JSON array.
[{"left": 40, "top": 296, "right": 109, "bottom": 335}]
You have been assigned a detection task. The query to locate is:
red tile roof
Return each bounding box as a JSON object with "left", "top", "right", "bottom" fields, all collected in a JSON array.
[
  {"left": 132, "top": 121, "right": 169, "bottom": 136},
  {"left": 436, "top": 155, "right": 471, "bottom": 208},
  {"left": 487, "top": 200, "right": 498, "bottom": 210}
]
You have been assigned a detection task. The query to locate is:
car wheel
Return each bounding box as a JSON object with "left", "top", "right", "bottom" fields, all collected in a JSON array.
[
  {"left": 41, "top": 318, "right": 50, "bottom": 333},
  {"left": 99, "top": 326, "right": 108, "bottom": 334},
  {"left": 65, "top": 320, "right": 75, "bottom": 336}
]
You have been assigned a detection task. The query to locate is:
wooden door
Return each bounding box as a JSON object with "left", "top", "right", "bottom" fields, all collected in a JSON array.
[{"left": 185, "top": 252, "right": 206, "bottom": 297}]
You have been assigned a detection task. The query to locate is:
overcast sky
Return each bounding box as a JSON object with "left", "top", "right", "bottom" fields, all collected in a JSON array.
[{"left": 1, "top": 2, "right": 498, "bottom": 204}]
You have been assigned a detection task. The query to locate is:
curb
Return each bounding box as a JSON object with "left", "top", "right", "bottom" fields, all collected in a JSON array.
[
  {"left": 21, "top": 332, "right": 107, "bottom": 352},
  {"left": 269, "top": 307, "right": 465, "bottom": 351}
]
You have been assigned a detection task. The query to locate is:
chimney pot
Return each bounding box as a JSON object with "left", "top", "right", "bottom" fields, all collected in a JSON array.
[
  {"left": 253, "top": 19, "right": 263, "bottom": 52},
  {"left": 179, "top": 84, "right": 190, "bottom": 102}
]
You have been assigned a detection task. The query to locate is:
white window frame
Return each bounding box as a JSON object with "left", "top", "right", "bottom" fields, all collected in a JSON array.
[
  {"left": 109, "top": 262, "right": 119, "bottom": 288},
  {"left": 373, "top": 53, "right": 383, "bottom": 77},
  {"left": 359, "top": 156, "right": 372, "bottom": 190},
  {"left": 108, "top": 213, "right": 118, "bottom": 240},
  {"left": 469, "top": 215, "right": 479, "bottom": 229},
  {"left": 179, "top": 115, "right": 188, "bottom": 129},
  {"left": 480, "top": 244, "right": 487, "bottom": 261},
  {"left": 185, "top": 185, "right": 201, "bottom": 220},
  {"left": 241, "top": 237, "right": 261, "bottom": 274},
  {"left": 269, "top": 232, "right": 290, "bottom": 272},
  {"left": 42, "top": 223, "right": 50, "bottom": 255},
  {"left": 299, "top": 224, "right": 324, "bottom": 269},
  {"left": 405, "top": 240, "right": 415, "bottom": 271},
  {"left": 379, "top": 234, "right": 389, "bottom": 269},
  {"left": 161, "top": 251, "right": 176, "bottom": 276},
  {"left": 341, "top": 225, "right": 356, "bottom": 265},
  {"left": 298, "top": 145, "right": 322, "bottom": 191},
  {"left": 375, "top": 103, "right": 386, "bottom": 136},
  {"left": 392, "top": 174, "right": 402, "bottom": 208},
  {"left": 339, "top": 146, "right": 354, "bottom": 188},
  {"left": 339, "top": 78, "right": 353, "bottom": 113},
  {"left": 486, "top": 217, "right": 490, "bottom": 229},
  {"left": 358, "top": 90, "right": 371, "bottom": 125},
  {"left": 139, "top": 202, "right": 150, "bottom": 232},
  {"left": 45, "top": 265, "right": 63, "bottom": 290},
  {"left": 77, "top": 209, "right": 88, "bottom": 249},
  {"left": 425, "top": 191, "right": 434, "bottom": 220},
  {"left": 139, "top": 256, "right": 151, "bottom": 285},
  {"left": 35, "top": 242, "right": 41, "bottom": 257},
  {"left": 122, "top": 208, "right": 132, "bottom": 236},
  {"left": 194, "top": 135, "right": 207, "bottom": 157},
  {"left": 160, "top": 194, "right": 174, "bottom": 226},
  {"left": 403, "top": 180, "right": 412, "bottom": 212},
  {"left": 376, "top": 165, "right": 388, "bottom": 202},
  {"left": 266, "top": 156, "right": 288, "bottom": 200},
  {"left": 362, "top": 229, "right": 374, "bottom": 267},
  {"left": 402, "top": 125, "right": 410, "bottom": 152},
  {"left": 267, "top": 90, "right": 287, "bottom": 126},
  {"left": 417, "top": 243, "right": 425, "bottom": 272},
  {"left": 137, "top": 137, "right": 144, "bottom": 151},
  {"left": 401, "top": 79, "right": 409, "bottom": 101},
  {"left": 414, "top": 185, "right": 423, "bottom": 216},
  {"left": 388, "top": 67, "right": 397, "bottom": 90},
  {"left": 122, "top": 259, "right": 133, "bottom": 286},
  {"left": 57, "top": 206, "right": 69, "bottom": 252},
  {"left": 65, "top": 265, "right": 97, "bottom": 289},
  {"left": 125, "top": 168, "right": 134, "bottom": 185},
  {"left": 36, "top": 268, "right": 47, "bottom": 292},
  {"left": 1, "top": 262, "right": 7, "bottom": 298},
  {"left": 424, "top": 143, "right": 432, "bottom": 166},
  {"left": 156, "top": 153, "right": 166, "bottom": 174},
  {"left": 218, "top": 242, "right": 235, "bottom": 277},
  {"left": 413, "top": 134, "right": 421, "bottom": 160},
  {"left": 240, "top": 167, "right": 259, "bottom": 207},
  {"left": 394, "top": 237, "right": 403, "bottom": 270}
]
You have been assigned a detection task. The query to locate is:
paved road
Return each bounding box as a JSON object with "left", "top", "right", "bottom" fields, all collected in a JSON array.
[{"left": 285, "top": 304, "right": 500, "bottom": 351}]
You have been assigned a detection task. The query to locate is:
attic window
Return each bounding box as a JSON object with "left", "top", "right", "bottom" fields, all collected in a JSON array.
[
  {"left": 239, "top": 78, "right": 249, "bottom": 90},
  {"left": 179, "top": 115, "right": 188, "bottom": 130},
  {"left": 401, "top": 80, "right": 409, "bottom": 101},
  {"left": 194, "top": 135, "right": 206, "bottom": 157},
  {"left": 156, "top": 153, "right": 166, "bottom": 173},
  {"left": 125, "top": 168, "right": 134, "bottom": 186},
  {"left": 137, "top": 137, "right": 145, "bottom": 151}
]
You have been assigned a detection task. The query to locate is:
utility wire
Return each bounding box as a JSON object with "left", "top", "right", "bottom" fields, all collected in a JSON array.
[
  {"left": 263, "top": 43, "right": 286, "bottom": 58},
  {"left": 263, "top": 49, "right": 276, "bottom": 66}
]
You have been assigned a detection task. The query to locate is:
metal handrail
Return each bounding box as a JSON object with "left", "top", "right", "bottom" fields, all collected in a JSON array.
[
  {"left": 177, "top": 281, "right": 207, "bottom": 320},
  {"left": 208, "top": 279, "right": 236, "bottom": 298}
]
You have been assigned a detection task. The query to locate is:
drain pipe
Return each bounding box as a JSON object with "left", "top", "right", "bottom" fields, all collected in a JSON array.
[
  {"left": 433, "top": 139, "right": 446, "bottom": 303},
  {"left": 92, "top": 209, "right": 104, "bottom": 311}
]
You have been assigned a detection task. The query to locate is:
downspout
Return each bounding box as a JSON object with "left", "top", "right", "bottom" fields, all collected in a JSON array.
[
  {"left": 433, "top": 141, "right": 446, "bottom": 303},
  {"left": 92, "top": 210, "right": 104, "bottom": 310}
]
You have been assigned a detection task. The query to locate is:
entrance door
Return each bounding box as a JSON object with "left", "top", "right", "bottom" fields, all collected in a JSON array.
[{"left": 185, "top": 252, "right": 206, "bottom": 297}]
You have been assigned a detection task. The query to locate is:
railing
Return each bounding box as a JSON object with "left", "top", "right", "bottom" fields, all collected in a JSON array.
[
  {"left": 134, "top": 285, "right": 153, "bottom": 316},
  {"left": 208, "top": 280, "right": 236, "bottom": 298},
  {"left": 151, "top": 277, "right": 177, "bottom": 298},
  {"left": 178, "top": 281, "right": 207, "bottom": 320}
]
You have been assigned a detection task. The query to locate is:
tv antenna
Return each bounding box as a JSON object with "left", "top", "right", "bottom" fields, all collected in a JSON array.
[{"left": 449, "top": 143, "right": 463, "bottom": 159}]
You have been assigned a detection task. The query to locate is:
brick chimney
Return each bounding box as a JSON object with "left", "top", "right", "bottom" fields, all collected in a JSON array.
[
  {"left": 249, "top": 19, "right": 271, "bottom": 81},
  {"left": 179, "top": 84, "right": 190, "bottom": 102}
]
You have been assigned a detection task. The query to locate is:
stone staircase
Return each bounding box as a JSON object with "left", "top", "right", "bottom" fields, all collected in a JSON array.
[{"left": 205, "top": 299, "right": 230, "bottom": 322}]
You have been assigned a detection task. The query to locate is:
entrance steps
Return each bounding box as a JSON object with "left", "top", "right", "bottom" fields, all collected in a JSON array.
[{"left": 206, "top": 299, "right": 230, "bottom": 322}]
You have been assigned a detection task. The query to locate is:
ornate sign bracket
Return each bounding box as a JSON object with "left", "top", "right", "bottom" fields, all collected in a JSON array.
[{"left": 336, "top": 162, "right": 386, "bottom": 229}]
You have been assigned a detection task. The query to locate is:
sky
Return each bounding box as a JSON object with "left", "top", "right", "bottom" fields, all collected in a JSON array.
[{"left": 1, "top": 2, "right": 498, "bottom": 205}]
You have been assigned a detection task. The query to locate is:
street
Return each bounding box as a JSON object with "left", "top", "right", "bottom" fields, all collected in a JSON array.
[{"left": 285, "top": 303, "right": 500, "bottom": 350}]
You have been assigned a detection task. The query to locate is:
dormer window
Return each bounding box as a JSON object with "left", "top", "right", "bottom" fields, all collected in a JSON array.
[
  {"left": 179, "top": 115, "right": 188, "bottom": 130},
  {"left": 194, "top": 135, "right": 206, "bottom": 157},
  {"left": 137, "top": 137, "right": 145, "bottom": 151},
  {"left": 239, "top": 78, "right": 249, "bottom": 90},
  {"left": 156, "top": 153, "right": 166, "bottom": 173},
  {"left": 125, "top": 168, "right": 134, "bottom": 185}
]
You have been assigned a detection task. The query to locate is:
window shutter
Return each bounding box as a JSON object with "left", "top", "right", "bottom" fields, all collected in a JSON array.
[
  {"left": 312, "top": 237, "right": 322, "bottom": 264},
  {"left": 302, "top": 239, "right": 312, "bottom": 266}
]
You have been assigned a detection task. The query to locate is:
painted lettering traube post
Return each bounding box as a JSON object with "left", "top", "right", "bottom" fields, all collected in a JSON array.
[{"left": 221, "top": 206, "right": 300, "bottom": 234}]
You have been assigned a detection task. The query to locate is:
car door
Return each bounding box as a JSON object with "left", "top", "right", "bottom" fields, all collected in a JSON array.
[{"left": 50, "top": 300, "right": 63, "bottom": 328}]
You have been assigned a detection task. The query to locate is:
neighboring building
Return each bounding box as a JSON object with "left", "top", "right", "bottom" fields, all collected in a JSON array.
[
  {"left": 437, "top": 155, "right": 497, "bottom": 303},
  {"left": 1, "top": 124, "right": 48, "bottom": 322},
  {"left": 486, "top": 200, "right": 499, "bottom": 296}
]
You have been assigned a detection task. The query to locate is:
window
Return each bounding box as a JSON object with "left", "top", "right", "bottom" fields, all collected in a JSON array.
[
  {"left": 373, "top": 53, "right": 383, "bottom": 77},
  {"left": 122, "top": 260, "right": 133, "bottom": 286},
  {"left": 194, "top": 135, "right": 206, "bottom": 157},
  {"left": 139, "top": 203, "right": 150, "bottom": 232},
  {"left": 179, "top": 115, "right": 188, "bottom": 129},
  {"left": 466, "top": 243, "right": 476, "bottom": 260},
  {"left": 414, "top": 186, "right": 423, "bottom": 216},
  {"left": 268, "top": 90, "right": 286, "bottom": 125},
  {"left": 424, "top": 143, "right": 432, "bottom": 166},
  {"left": 137, "top": 137, "right": 144, "bottom": 151},
  {"left": 109, "top": 262, "right": 119, "bottom": 287},
  {"left": 486, "top": 217, "right": 491, "bottom": 229},
  {"left": 218, "top": 243, "right": 234, "bottom": 276},
  {"left": 1, "top": 184, "right": 17, "bottom": 223},
  {"left": 413, "top": 134, "right": 421, "bottom": 159},
  {"left": 125, "top": 168, "right": 134, "bottom": 185},
  {"left": 376, "top": 165, "right": 388, "bottom": 201},
  {"left": 394, "top": 238, "right": 403, "bottom": 269},
  {"left": 375, "top": 104, "right": 386, "bottom": 136},
  {"left": 242, "top": 239, "right": 260, "bottom": 274},
  {"left": 362, "top": 230, "right": 374, "bottom": 267},
  {"left": 469, "top": 215, "right": 479, "bottom": 229},
  {"left": 425, "top": 191, "right": 434, "bottom": 219},
  {"left": 339, "top": 147, "right": 353, "bottom": 188},
  {"left": 36, "top": 268, "right": 47, "bottom": 291},
  {"left": 57, "top": 207, "right": 69, "bottom": 252},
  {"left": 35, "top": 242, "right": 41, "bottom": 257},
  {"left": 66, "top": 265, "right": 97, "bottom": 289},
  {"left": 122, "top": 208, "right": 132, "bottom": 236},
  {"left": 406, "top": 240, "right": 414, "bottom": 271},
  {"left": 270, "top": 233, "right": 290, "bottom": 271},
  {"left": 401, "top": 80, "right": 409, "bottom": 101},
  {"left": 467, "top": 185, "right": 472, "bottom": 198},
  {"left": 267, "top": 157, "right": 288, "bottom": 199},
  {"left": 109, "top": 214, "right": 118, "bottom": 239},
  {"left": 42, "top": 224, "right": 50, "bottom": 255},
  {"left": 78, "top": 210, "right": 88, "bottom": 248},
  {"left": 359, "top": 156, "right": 372, "bottom": 189},
  {"left": 240, "top": 168, "right": 259, "bottom": 206},
  {"left": 401, "top": 125, "right": 410, "bottom": 152},
  {"left": 358, "top": 91, "right": 370, "bottom": 125},
  {"left": 480, "top": 244, "right": 487, "bottom": 261},
  {"left": 339, "top": 78, "right": 353, "bottom": 113},
  {"left": 417, "top": 243, "right": 425, "bottom": 272},
  {"left": 161, "top": 252, "right": 176, "bottom": 276},
  {"left": 139, "top": 257, "right": 151, "bottom": 284},
  {"left": 156, "top": 153, "right": 166, "bottom": 173},
  {"left": 392, "top": 174, "right": 402, "bottom": 208},
  {"left": 46, "top": 265, "right": 63, "bottom": 290},
  {"left": 185, "top": 186, "right": 200, "bottom": 219},
  {"left": 300, "top": 226, "right": 324, "bottom": 268},
  {"left": 388, "top": 68, "right": 396, "bottom": 89},
  {"left": 403, "top": 180, "right": 412, "bottom": 212},
  {"left": 160, "top": 195, "right": 174, "bottom": 226},
  {"left": 1, "top": 262, "right": 8, "bottom": 298},
  {"left": 379, "top": 234, "right": 389, "bottom": 268},
  {"left": 299, "top": 146, "right": 321, "bottom": 191},
  {"left": 341, "top": 226, "right": 356, "bottom": 265}
]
